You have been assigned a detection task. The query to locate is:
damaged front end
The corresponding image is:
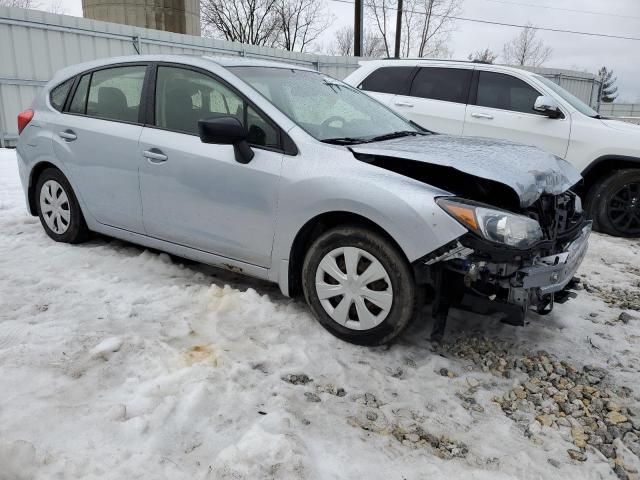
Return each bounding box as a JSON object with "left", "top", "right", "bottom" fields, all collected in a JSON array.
[{"left": 415, "top": 190, "right": 591, "bottom": 332}]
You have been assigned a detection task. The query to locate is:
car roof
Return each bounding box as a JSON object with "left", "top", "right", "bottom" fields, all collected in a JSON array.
[
  {"left": 358, "top": 58, "right": 539, "bottom": 76},
  {"left": 47, "top": 54, "right": 316, "bottom": 88}
]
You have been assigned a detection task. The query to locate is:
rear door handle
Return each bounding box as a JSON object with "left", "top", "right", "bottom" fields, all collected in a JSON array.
[
  {"left": 471, "top": 112, "right": 494, "bottom": 120},
  {"left": 394, "top": 101, "right": 414, "bottom": 108},
  {"left": 143, "top": 148, "right": 168, "bottom": 163},
  {"left": 59, "top": 130, "right": 77, "bottom": 141}
]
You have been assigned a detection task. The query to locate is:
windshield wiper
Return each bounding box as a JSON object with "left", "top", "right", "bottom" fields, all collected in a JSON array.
[
  {"left": 365, "top": 130, "right": 423, "bottom": 143},
  {"left": 320, "top": 137, "right": 366, "bottom": 145}
]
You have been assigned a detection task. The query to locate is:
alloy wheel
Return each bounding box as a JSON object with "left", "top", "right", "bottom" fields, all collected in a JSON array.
[
  {"left": 314, "top": 246, "right": 393, "bottom": 330},
  {"left": 607, "top": 182, "right": 640, "bottom": 235}
]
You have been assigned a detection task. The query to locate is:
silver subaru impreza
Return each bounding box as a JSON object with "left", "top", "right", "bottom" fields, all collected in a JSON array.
[{"left": 16, "top": 55, "right": 591, "bottom": 345}]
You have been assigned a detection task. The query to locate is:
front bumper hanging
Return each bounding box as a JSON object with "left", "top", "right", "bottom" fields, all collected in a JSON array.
[{"left": 417, "top": 221, "right": 592, "bottom": 328}]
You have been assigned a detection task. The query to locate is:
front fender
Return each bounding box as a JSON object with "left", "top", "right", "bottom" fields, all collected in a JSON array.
[{"left": 270, "top": 170, "right": 468, "bottom": 290}]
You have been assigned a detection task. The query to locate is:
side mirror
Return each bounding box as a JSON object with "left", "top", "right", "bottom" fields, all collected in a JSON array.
[
  {"left": 533, "top": 95, "right": 562, "bottom": 119},
  {"left": 198, "top": 116, "right": 254, "bottom": 164}
]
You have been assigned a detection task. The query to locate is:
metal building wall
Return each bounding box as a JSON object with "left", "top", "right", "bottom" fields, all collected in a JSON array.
[{"left": 517, "top": 66, "right": 601, "bottom": 107}]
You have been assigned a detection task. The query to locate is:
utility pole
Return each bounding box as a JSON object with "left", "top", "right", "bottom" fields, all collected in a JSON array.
[
  {"left": 394, "top": 0, "right": 403, "bottom": 58},
  {"left": 354, "top": 0, "right": 364, "bottom": 56}
]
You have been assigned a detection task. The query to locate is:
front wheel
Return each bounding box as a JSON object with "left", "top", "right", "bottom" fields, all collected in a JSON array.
[
  {"left": 302, "top": 226, "right": 419, "bottom": 345},
  {"left": 586, "top": 169, "right": 640, "bottom": 237}
]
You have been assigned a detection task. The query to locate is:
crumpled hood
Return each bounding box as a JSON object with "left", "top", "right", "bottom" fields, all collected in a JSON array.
[{"left": 351, "top": 134, "right": 582, "bottom": 207}]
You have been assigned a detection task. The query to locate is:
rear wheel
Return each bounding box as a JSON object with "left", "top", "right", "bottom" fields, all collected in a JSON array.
[
  {"left": 586, "top": 169, "right": 640, "bottom": 237},
  {"left": 36, "top": 168, "right": 89, "bottom": 243},
  {"left": 302, "top": 226, "right": 418, "bottom": 345}
]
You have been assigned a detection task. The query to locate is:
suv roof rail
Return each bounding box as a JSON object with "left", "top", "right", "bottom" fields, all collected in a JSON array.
[{"left": 379, "top": 57, "right": 475, "bottom": 64}]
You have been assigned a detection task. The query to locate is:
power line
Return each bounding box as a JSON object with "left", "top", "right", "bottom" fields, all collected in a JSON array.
[
  {"left": 328, "top": 0, "right": 640, "bottom": 41},
  {"left": 478, "top": 0, "right": 640, "bottom": 21}
]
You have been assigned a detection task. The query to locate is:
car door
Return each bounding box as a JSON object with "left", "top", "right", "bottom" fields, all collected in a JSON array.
[
  {"left": 357, "top": 66, "right": 417, "bottom": 108},
  {"left": 463, "top": 70, "right": 570, "bottom": 158},
  {"left": 51, "top": 64, "right": 147, "bottom": 232},
  {"left": 393, "top": 66, "right": 472, "bottom": 135},
  {"left": 138, "top": 65, "right": 284, "bottom": 267}
]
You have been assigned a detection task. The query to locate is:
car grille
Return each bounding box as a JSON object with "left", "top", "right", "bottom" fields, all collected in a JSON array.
[{"left": 526, "top": 192, "right": 584, "bottom": 243}]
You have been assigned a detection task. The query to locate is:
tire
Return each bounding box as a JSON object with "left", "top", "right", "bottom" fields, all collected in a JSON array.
[
  {"left": 302, "top": 226, "right": 418, "bottom": 346},
  {"left": 585, "top": 169, "right": 640, "bottom": 238},
  {"left": 35, "top": 168, "right": 89, "bottom": 244}
]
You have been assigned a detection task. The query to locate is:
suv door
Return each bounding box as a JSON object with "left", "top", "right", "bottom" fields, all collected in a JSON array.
[
  {"left": 394, "top": 66, "right": 472, "bottom": 134},
  {"left": 357, "top": 66, "right": 417, "bottom": 107},
  {"left": 463, "top": 71, "right": 570, "bottom": 157},
  {"left": 138, "top": 64, "right": 285, "bottom": 267},
  {"left": 51, "top": 64, "right": 148, "bottom": 232}
]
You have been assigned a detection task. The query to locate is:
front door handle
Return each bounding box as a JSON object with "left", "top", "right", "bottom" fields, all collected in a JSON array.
[
  {"left": 59, "top": 130, "right": 77, "bottom": 141},
  {"left": 471, "top": 112, "right": 494, "bottom": 120},
  {"left": 143, "top": 148, "right": 168, "bottom": 163},
  {"left": 394, "top": 101, "right": 414, "bottom": 108}
]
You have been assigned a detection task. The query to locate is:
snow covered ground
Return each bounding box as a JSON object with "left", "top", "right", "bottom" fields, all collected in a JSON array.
[{"left": 1, "top": 147, "right": 639, "bottom": 480}]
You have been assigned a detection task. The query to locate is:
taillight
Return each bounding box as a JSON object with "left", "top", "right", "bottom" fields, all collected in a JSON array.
[{"left": 17, "top": 109, "right": 34, "bottom": 135}]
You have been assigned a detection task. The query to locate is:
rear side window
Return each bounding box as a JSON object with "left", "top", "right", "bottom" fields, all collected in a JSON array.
[
  {"left": 68, "top": 74, "right": 90, "bottom": 114},
  {"left": 359, "top": 67, "right": 415, "bottom": 95},
  {"left": 410, "top": 67, "right": 472, "bottom": 104},
  {"left": 50, "top": 78, "right": 74, "bottom": 111},
  {"left": 475, "top": 71, "right": 542, "bottom": 114},
  {"left": 86, "top": 66, "right": 146, "bottom": 123}
]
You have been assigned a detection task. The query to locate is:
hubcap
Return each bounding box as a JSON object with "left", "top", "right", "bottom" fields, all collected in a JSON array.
[
  {"left": 315, "top": 247, "right": 393, "bottom": 330},
  {"left": 39, "top": 180, "right": 70, "bottom": 234},
  {"left": 607, "top": 182, "right": 640, "bottom": 235}
]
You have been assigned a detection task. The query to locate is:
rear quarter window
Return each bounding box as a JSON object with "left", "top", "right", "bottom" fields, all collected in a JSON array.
[
  {"left": 49, "top": 78, "right": 74, "bottom": 111},
  {"left": 359, "top": 66, "right": 416, "bottom": 95}
]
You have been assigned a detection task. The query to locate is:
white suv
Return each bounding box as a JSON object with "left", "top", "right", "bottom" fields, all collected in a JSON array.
[{"left": 344, "top": 60, "right": 640, "bottom": 237}]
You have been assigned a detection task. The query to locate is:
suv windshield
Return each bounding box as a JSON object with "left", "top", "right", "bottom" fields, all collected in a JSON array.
[
  {"left": 534, "top": 75, "right": 599, "bottom": 117},
  {"left": 228, "top": 66, "right": 420, "bottom": 143}
]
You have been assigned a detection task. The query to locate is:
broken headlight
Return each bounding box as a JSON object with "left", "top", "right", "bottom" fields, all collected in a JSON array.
[{"left": 437, "top": 198, "right": 543, "bottom": 248}]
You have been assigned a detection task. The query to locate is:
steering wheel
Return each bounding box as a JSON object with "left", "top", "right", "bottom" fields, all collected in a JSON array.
[{"left": 321, "top": 116, "right": 346, "bottom": 129}]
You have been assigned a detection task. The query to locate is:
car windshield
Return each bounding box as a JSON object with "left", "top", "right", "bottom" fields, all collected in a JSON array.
[
  {"left": 534, "top": 74, "right": 600, "bottom": 117},
  {"left": 228, "top": 66, "right": 421, "bottom": 143}
]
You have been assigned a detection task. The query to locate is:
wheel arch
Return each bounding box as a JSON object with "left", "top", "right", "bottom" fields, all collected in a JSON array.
[
  {"left": 286, "top": 211, "right": 407, "bottom": 298},
  {"left": 579, "top": 155, "right": 640, "bottom": 197},
  {"left": 27, "top": 161, "right": 60, "bottom": 216}
]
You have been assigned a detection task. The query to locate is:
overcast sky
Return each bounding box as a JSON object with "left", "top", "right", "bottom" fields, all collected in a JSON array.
[{"left": 39, "top": 0, "right": 640, "bottom": 101}]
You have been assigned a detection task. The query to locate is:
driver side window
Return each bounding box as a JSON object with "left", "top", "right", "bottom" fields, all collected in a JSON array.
[{"left": 155, "top": 66, "right": 279, "bottom": 148}]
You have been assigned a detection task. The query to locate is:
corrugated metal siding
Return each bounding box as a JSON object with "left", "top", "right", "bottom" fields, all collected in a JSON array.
[
  {"left": 598, "top": 103, "right": 640, "bottom": 117},
  {"left": 516, "top": 65, "right": 601, "bottom": 107}
]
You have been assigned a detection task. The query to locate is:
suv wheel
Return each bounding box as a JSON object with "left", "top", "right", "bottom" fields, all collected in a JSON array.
[
  {"left": 36, "top": 168, "right": 89, "bottom": 243},
  {"left": 586, "top": 169, "right": 640, "bottom": 237},
  {"left": 302, "top": 226, "right": 418, "bottom": 345}
]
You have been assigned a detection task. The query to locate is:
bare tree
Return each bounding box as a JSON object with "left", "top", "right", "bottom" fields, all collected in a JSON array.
[
  {"left": 200, "top": 0, "right": 280, "bottom": 46},
  {"left": 275, "top": 0, "right": 332, "bottom": 52},
  {"left": 47, "top": 0, "right": 67, "bottom": 14},
  {"left": 328, "top": 26, "right": 386, "bottom": 57},
  {"left": 330, "top": 26, "right": 355, "bottom": 55},
  {"left": 366, "top": 0, "right": 394, "bottom": 57},
  {"left": 366, "top": 0, "right": 461, "bottom": 58},
  {"left": 0, "top": 0, "right": 38, "bottom": 7},
  {"left": 468, "top": 47, "right": 497, "bottom": 63},
  {"left": 413, "top": 0, "right": 461, "bottom": 57},
  {"left": 363, "top": 29, "right": 387, "bottom": 57},
  {"left": 502, "top": 23, "right": 552, "bottom": 67}
]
